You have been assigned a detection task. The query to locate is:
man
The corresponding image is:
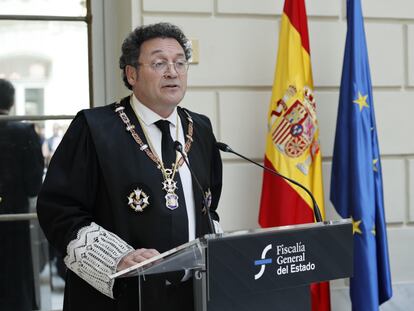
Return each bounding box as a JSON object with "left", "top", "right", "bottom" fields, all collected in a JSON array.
[
  {"left": 37, "top": 23, "right": 222, "bottom": 310},
  {"left": 0, "top": 79, "right": 44, "bottom": 310}
]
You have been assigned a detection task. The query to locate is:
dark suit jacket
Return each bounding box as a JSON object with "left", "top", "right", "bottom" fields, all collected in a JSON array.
[
  {"left": 37, "top": 96, "right": 222, "bottom": 311},
  {"left": 0, "top": 120, "right": 43, "bottom": 311}
]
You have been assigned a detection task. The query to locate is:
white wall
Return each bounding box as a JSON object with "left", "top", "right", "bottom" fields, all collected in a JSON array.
[{"left": 101, "top": 0, "right": 414, "bottom": 308}]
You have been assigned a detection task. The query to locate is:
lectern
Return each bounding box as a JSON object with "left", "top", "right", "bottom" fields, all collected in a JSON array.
[{"left": 110, "top": 219, "right": 353, "bottom": 310}]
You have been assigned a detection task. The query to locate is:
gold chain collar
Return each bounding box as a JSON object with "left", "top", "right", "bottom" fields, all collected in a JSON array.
[{"left": 114, "top": 101, "right": 194, "bottom": 171}]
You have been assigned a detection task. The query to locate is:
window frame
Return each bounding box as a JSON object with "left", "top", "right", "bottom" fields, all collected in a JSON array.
[{"left": 0, "top": 0, "right": 95, "bottom": 123}]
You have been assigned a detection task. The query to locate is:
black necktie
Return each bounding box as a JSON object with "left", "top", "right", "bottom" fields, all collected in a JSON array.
[
  {"left": 154, "top": 120, "right": 189, "bottom": 245},
  {"left": 155, "top": 120, "right": 188, "bottom": 284}
]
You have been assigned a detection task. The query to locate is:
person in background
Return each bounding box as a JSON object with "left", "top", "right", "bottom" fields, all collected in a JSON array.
[
  {"left": 42, "top": 122, "right": 63, "bottom": 167},
  {"left": 37, "top": 23, "right": 222, "bottom": 310},
  {"left": 0, "top": 79, "right": 44, "bottom": 311}
]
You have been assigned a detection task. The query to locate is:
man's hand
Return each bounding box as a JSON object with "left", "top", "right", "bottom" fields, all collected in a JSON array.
[{"left": 117, "top": 248, "right": 160, "bottom": 271}]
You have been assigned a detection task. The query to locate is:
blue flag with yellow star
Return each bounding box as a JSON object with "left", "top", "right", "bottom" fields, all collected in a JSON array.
[{"left": 330, "top": 0, "right": 392, "bottom": 310}]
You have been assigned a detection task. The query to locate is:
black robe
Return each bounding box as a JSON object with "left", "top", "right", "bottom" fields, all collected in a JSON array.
[
  {"left": 0, "top": 120, "right": 44, "bottom": 311},
  {"left": 37, "top": 96, "right": 222, "bottom": 311}
]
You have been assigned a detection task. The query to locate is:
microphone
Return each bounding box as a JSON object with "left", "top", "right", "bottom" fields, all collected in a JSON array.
[
  {"left": 174, "top": 141, "right": 216, "bottom": 234},
  {"left": 215, "top": 142, "right": 323, "bottom": 223}
]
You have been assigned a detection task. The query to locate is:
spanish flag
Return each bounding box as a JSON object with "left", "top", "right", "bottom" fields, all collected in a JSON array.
[{"left": 258, "top": 1, "right": 330, "bottom": 310}]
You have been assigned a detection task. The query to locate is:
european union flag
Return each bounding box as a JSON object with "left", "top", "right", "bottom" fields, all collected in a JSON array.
[{"left": 330, "top": 0, "right": 392, "bottom": 310}]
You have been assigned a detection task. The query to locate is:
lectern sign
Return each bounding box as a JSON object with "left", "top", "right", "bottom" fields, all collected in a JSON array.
[
  {"left": 254, "top": 244, "right": 272, "bottom": 280},
  {"left": 206, "top": 221, "right": 352, "bottom": 310},
  {"left": 254, "top": 241, "right": 317, "bottom": 280}
]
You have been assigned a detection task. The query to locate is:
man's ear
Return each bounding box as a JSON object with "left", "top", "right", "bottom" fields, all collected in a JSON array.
[{"left": 125, "top": 65, "right": 138, "bottom": 86}]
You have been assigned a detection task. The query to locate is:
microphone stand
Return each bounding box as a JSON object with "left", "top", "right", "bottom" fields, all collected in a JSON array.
[
  {"left": 216, "top": 142, "right": 323, "bottom": 223},
  {"left": 174, "top": 141, "right": 216, "bottom": 234}
]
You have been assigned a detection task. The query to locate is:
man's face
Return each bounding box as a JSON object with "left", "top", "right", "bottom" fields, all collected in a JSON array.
[{"left": 128, "top": 37, "right": 188, "bottom": 116}]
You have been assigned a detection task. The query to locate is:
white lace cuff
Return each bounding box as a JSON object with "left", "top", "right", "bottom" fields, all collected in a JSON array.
[{"left": 64, "top": 222, "right": 134, "bottom": 299}]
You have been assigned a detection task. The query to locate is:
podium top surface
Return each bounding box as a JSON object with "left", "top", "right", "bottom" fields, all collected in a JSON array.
[{"left": 207, "top": 219, "right": 351, "bottom": 241}]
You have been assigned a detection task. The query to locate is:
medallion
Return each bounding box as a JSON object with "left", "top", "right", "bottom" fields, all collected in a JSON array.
[
  {"left": 202, "top": 188, "right": 212, "bottom": 214},
  {"left": 127, "top": 187, "right": 150, "bottom": 212},
  {"left": 162, "top": 168, "right": 180, "bottom": 210},
  {"left": 165, "top": 193, "right": 179, "bottom": 210}
]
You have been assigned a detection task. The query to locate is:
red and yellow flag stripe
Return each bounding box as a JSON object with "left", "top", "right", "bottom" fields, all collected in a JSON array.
[
  {"left": 259, "top": 1, "right": 329, "bottom": 310},
  {"left": 260, "top": 0, "right": 325, "bottom": 226}
]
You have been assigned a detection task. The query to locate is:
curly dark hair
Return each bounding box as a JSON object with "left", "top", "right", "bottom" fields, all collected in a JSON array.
[
  {"left": 0, "top": 79, "right": 15, "bottom": 111},
  {"left": 119, "top": 22, "right": 192, "bottom": 90}
]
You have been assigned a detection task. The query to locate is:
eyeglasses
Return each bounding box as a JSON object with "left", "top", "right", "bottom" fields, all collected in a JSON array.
[{"left": 138, "top": 60, "right": 189, "bottom": 74}]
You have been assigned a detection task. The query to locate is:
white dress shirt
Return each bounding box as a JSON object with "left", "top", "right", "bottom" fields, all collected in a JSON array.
[{"left": 130, "top": 94, "right": 196, "bottom": 242}]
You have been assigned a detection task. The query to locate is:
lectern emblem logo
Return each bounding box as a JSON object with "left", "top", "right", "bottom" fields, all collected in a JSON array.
[{"left": 254, "top": 244, "right": 273, "bottom": 280}]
